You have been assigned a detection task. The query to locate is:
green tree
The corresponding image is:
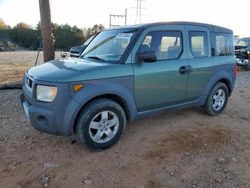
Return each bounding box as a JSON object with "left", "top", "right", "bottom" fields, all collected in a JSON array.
[
  {"left": 91, "top": 24, "right": 105, "bottom": 34},
  {"left": 14, "top": 22, "right": 32, "bottom": 30},
  {"left": 9, "top": 23, "right": 40, "bottom": 49},
  {"left": 0, "top": 18, "right": 11, "bottom": 30},
  {"left": 1, "top": 20, "right": 104, "bottom": 50},
  {"left": 83, "top": 24, "right": 105, "bottom": 41},
  {"left": 53, "top": 24, "right": 84, "bottom": 50}
]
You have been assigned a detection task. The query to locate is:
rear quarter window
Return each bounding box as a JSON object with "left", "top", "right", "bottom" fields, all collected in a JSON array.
[{"left": 213, "top": 33, "right": 234, "bottom": 56}]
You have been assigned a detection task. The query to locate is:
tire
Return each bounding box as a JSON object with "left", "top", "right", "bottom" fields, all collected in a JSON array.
[
  {"left": 75, "top": 98, "right": 126, "bottom": 150},
  {"left": 244, "top": 63, "right": 250, "bottom": 71},
  {"left": 202, "top": 82, "right": 229, "bottom": 116}
]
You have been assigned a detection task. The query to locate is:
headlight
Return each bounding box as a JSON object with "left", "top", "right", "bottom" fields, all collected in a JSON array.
[{"left": 36, "top": 85, "right": 57, "bottom": 102}]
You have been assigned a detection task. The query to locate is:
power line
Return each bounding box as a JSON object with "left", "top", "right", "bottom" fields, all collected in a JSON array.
[{"left": 109, "top": 9, "right": 127, "bottom": 28}]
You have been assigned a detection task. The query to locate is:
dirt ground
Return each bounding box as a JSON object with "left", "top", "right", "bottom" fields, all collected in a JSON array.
[
  {"left": 0, "top": 51, "right": 66, "bottom": 84},
  {"left": 0, "top": 52, "right": 250, "bottom": 188}
]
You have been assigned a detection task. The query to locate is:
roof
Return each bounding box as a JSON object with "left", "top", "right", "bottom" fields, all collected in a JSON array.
[{"left": 109, "top": 21, "right": 233, "bottom": 34}]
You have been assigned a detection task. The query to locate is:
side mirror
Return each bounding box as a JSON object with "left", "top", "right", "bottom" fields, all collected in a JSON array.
[{"left": 137, "top": 51, "right": 157, "bottom": 63}]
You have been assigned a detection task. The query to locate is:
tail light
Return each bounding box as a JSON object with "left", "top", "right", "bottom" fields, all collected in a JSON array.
[{"left": 234, "top": 66, "right": 238, "bottom": 77}]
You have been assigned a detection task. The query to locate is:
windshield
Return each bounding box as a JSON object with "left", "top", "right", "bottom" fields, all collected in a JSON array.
[
  {"left": 83, "top": 35, "right": 95, "bottom": 46},
  {"left": 236, "top": 40, "right": 247, "bottom": 47},
  {"left": 236, "top": 38, "right": 250, "bottom": 47},
  {"left": 81, "top": 29, "right": 137, "bottom": 63}
]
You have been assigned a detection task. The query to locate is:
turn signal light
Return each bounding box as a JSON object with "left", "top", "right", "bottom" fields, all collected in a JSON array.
[{"left": 73, "top": 84, "right": 84, "bottom": 92}]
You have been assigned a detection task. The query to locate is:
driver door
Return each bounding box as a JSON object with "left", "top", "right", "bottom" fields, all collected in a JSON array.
[{"left": 132, "top": 25, "right": 188, "bottom": 111}]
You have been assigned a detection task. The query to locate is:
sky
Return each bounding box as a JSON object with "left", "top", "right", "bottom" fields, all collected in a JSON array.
[{"left": 0, "top": 0, "right": 249, "bottom": 37}]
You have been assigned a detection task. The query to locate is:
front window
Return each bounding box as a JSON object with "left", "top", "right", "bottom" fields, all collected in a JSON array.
[
  {"left": 138, "top": 31, "right": 183, "bottom": 60},
  {"left": 81, "top": 29, "right": 137, "bottom": 63}
]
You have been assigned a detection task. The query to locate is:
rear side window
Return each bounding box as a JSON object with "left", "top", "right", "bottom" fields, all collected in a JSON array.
[
  {"left": 213, "top": 33, "right": 234, "bottom": 56},
  {"left": 139, "top": 31, "right": 183, "bottom": 60},
  {"left": 189, "top": 31, "right": 208, "bottom": 58}
]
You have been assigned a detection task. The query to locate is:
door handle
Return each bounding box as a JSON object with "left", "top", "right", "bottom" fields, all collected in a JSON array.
[
  {"left": 179, "top": 66, "right": 186, "bottom": 74},
  {"left": 179, "top": 65, "right": 193, "bottom": 74}
]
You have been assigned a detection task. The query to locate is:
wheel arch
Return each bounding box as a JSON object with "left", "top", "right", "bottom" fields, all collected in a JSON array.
[
  {"left": 72, "top": 93, "right": 136, "bottom": 135},
  {"left": 200, "top": 71, "right": 235, "bottom": 105},
  {"left": 216, "top": 78, "right": 232, "bottom": 95}
]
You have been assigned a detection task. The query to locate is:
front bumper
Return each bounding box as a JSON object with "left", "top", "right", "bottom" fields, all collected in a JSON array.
[
  {"left": 236, "top": 58, "right": 249, "bottom": 66},
  {"left": 21, "top": 74, "right": 80, "bottom": 136},
  {"left": 20, "top": 93, "right": 59, "bottom": 134}
]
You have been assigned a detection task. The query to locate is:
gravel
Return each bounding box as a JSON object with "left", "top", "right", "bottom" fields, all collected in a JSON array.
[{"left": 0, "top": 64, "right": 250, "bottom": 187}]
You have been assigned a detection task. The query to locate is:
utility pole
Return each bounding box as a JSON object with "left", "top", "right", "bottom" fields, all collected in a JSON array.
[
  {"left": 39, "top": 0, "right": 55, "bottom": 62},
  {"left": 125, "top": 9, "right": 127, "bottom": 26},
  {"left": 134, "top": 0, "right": 145, "bottom": 24},
  {"left": 109, "top": 9, "right": 127, "bottom": 28},
  {"left": 138, "top": 0, "right": 142, "bottom": 23}
]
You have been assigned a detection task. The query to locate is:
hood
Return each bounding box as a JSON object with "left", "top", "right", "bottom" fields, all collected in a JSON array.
[{"left": 27, "top": 58, "right": 133, "bottom": 82}]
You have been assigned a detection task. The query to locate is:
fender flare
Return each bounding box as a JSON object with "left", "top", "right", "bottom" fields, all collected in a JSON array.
[
  {"left": 200, "top": 70, "right": 233, "bottom": 105},
  {"left": 65, "top": 81, "right": 138, "bottom": 134}
]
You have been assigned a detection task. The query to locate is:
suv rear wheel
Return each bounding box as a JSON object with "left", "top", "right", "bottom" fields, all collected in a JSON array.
[
  {"left": 202, "top": 82, "right": 229, "bottom": 116},
  {"left": 75, "top": 99, "right": 126, "bottom": 150}
]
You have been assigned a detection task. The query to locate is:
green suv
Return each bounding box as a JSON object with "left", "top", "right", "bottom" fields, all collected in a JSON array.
[{"left": 21, "top": 22, "right": 237, "bottom": 150}]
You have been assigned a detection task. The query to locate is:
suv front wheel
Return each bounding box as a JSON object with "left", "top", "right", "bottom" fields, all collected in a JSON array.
[
  {"left": 76, "top": 99, "right": 126, "bottom": 150},
  {"left": 202, "top": 82, "right": 229, "bottom": 116}
]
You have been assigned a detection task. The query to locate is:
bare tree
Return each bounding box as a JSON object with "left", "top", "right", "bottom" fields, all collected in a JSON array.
[{"left": 39, "top": 0, "right": 55, "bottom": 62}]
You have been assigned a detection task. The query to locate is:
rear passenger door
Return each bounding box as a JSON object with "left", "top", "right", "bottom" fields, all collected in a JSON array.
[{"left": 186, "top": 26, "right": 213, "bottom": 101}]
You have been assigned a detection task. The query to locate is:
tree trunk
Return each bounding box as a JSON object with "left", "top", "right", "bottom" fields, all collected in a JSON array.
[{"left": 39, "top": 0, "right": 55, "bottom": 62}]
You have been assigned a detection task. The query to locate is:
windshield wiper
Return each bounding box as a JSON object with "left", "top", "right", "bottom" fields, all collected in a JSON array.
[{"left": 86, "top": 56, "right": 106, "bottom": 62}]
